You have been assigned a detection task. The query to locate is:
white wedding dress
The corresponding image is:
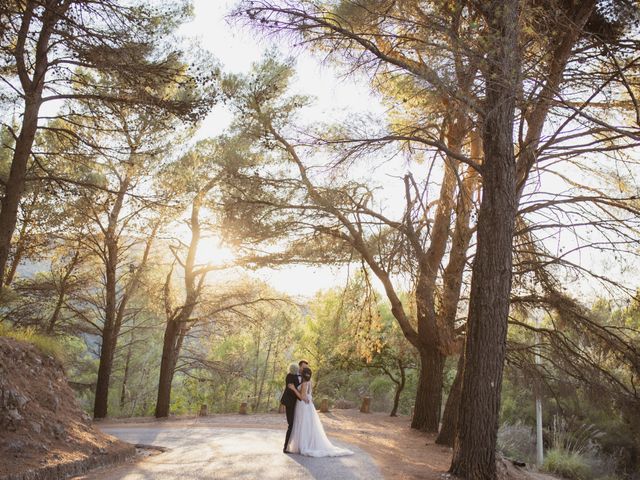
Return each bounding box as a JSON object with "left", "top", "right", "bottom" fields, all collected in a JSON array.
[{"left": 287, "top": 380, "right": 353, "bottom": 457}]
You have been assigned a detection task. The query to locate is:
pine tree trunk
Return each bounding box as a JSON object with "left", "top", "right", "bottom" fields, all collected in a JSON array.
[
  {"left": 0, "top": 1, "right": 62, "bottom": 287},
  {"left": 93, "top": 328, "right": 116, "bottom": 419},
  {"left": 0, "top": 100, "right": 40, "bottom": 287},
  {"left": 155, "top": 193, "right": 207, "bottom": 418},
  {"left": 450, "top": 2, "right": 520, "bottom": 477},
  {"left": 93, "top": 240, "right": 119, "bottom": 419},
  {"left": 436, "top": 354, "right": 464, "bottom": 446},
  {"left": 155, "top": 320, "right": 180, "bottom": 418},
  {"left": 411, "top": 348, "right": 444, "bottom": 431}
]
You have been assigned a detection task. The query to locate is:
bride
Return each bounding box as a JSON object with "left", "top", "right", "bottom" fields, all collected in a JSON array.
[{"left": 287, "top": 367, "right": 353, "bottom": 457}]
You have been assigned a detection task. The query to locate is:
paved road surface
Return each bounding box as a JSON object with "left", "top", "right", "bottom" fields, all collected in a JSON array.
[{"left": 79, "top": 425, "right": 381, "bottom": 479}]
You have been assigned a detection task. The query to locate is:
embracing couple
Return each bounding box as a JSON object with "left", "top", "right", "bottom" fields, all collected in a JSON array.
[{"left": 280, "top": 360, "right": 353, "bottom": 457}]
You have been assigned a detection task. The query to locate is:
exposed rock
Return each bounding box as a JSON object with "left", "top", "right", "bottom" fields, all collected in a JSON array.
[
  {"left": 29, "top": 420, "right": 42, "bottom": 434},
  {"left": 7, "top": 407, "right": 23, "bottom": 420},
  {"left": 5, "top": 408, "right": 23, "bottom": 431},
  {"left": 51, "top": 423, "right": 65, "bottom": 439},
  {"left": 6, "top": 440, "right": 25, "bottom": 453},
  {"left": 13, "top": 390, "right": 29, "bottom": 409},
  {"left": 47, "top": 394, "right": 60, "bottom": 413}
]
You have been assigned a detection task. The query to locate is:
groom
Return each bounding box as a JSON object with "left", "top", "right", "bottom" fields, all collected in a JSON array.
[{"left": 281, "top": 359, "right": 309, "bottom": 453}]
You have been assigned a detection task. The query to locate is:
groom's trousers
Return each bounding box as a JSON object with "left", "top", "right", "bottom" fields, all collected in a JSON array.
[{"left": 284, "top": 402, "right": 296, "bottom": 450}]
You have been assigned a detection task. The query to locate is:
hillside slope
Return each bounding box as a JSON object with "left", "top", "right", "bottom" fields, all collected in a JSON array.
[{"left": 0, "top": 337, "right": 133, "bottom": 478}]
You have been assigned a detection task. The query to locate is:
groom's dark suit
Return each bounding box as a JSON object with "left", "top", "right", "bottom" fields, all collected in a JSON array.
[{"left": 280, "top": 372, "right": 301, "bottom": 451}]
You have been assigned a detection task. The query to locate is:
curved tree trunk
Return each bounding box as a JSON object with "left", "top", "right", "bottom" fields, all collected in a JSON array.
[
  {"left": 155, "top": 189, "right": 209, "bottom": 418},
  {"left": 390, "top": 361, "right": 406, "bottom": 417}
]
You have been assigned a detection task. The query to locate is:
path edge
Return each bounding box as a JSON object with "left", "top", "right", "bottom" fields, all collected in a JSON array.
[{"left": 0, "top": 442, "right": 136, "bottom": 480}]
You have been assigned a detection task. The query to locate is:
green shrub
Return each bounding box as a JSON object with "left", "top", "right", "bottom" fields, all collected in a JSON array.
[
  {"left": 543, "top": 448, "right": 592, "bottom": 480},
  {"left": 0, "top": 323, "right": 66, "bottom": 361}
]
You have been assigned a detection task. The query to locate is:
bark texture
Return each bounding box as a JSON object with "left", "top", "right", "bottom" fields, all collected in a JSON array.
[{"left": 449, "top": 1, "right": 521, "bottom": 477}]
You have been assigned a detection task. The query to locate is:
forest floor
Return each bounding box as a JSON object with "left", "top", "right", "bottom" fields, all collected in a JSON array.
[{"left": 98, "top": 410, "right": 558, "bottom": 480}]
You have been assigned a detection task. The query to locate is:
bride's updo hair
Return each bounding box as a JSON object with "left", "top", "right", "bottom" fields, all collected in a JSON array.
[{"left": 301, "top": 367, "right": 312, "bottom": 382}]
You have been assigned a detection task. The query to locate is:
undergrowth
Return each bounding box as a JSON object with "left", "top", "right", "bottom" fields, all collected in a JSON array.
[{"left": 0, "top": 323, "right": 67, "bottom": 361}]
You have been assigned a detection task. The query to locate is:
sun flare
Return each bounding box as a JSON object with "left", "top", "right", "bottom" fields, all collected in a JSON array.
[{"left": 195, "top": 236, "right": 236, "bottom": 267}]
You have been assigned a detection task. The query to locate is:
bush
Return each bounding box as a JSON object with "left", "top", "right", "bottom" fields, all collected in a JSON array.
[
  {"left": 0, "top": 323, "right": 66, "bottom": 361},
  {"left": 497, "top": 422, "right": 536, "bottom": 464},
  {"left": 543, "top": 448, "right": 592, "bottom": 480}
]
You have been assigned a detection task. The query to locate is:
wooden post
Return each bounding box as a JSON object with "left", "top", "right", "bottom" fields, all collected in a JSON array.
[
  {"left": 198, "top": 404, "right": 208, "bottom": 417},
  {"left": 239, "top": 402, "right": 248, "bottom": 415},
  {"left": 278, "top": 404, "right": 285, "bottom": 414},
  {"left": 360, "top": 396, "right": 371, "bottom": 413},
  {"left": 320, "top": 398, "right": 329, "bottom": 413}
]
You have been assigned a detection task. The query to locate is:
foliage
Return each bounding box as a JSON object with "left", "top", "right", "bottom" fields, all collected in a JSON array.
[
  {"left": 0, "top": 4, "right": 639, "bottom": 479},
  {"left": 0, "top": 322, "right": 74, "bottom": 362},
  {"left": 543, "top": 448, "right": 593, "bottom": 480}
]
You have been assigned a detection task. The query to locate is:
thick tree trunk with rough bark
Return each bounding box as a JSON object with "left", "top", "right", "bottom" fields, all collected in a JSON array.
[
  {"left": 411, "top": 348, "right": 445, "bottom": 430},
  {"left": 93, "top": 239, "right": 119, "bottom": 419},
  {"left": 0, "top": 100, "right": 40, "bottom": 287},
  {"left": 449, "top": 1, "right": 520, "bottom": 477},
  {"left": 93, "top": 327, "right": 116, "bottom": 419}
]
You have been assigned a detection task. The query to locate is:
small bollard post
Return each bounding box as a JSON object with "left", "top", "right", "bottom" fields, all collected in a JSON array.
[
  {"left": 320, "top": 398, "right": 329, "bottom": 413},
  {"left": 278, "top": 404, "right": 286, "bottom": 414},
  {"left": 199, "top": 404, "right": 208, "bottom": 417},
  {"left": 360, "top": 396, "right": 371, "bottom": 413},
  {"left": 239, "top": 402, "right": 248, "bottom": 415}
]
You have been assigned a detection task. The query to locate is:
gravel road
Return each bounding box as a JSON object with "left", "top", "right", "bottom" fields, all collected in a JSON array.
[{"left": 76, "top": 424, "right": 382, "bottom": 479}]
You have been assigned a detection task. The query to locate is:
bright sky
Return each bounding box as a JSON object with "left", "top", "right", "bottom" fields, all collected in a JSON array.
[
  {"left": 178, "top": 0, "right": 387, "bottom": 297},
  {"left": 184, "top": 1, "right": 384, "bottom": 136}
]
